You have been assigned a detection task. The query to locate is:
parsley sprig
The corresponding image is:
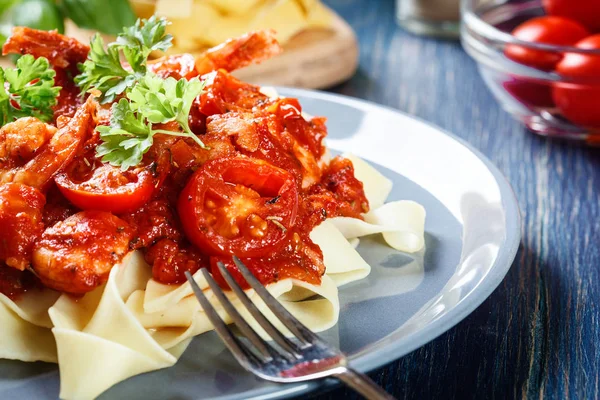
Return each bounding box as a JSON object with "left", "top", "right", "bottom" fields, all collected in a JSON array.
[
  {"left": 96, "top": 74, "right": 206, "bottom": 170},
  {"left": 76, "top": 15, "right": 208, "bottom": 170},
  {"left": 0, "top": 54, "right": 61, "bottom": 125},
  {"left": 75, "top": 15, "right": 173, "bottom": 103}
]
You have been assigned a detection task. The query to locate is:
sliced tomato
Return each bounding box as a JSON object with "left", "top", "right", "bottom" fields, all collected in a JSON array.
[
  {"left": 178, "top": 157, "right": 298, "bottom": 258},
  {"left": 54, "top": 161, "right": 159, "bottom": 214}
]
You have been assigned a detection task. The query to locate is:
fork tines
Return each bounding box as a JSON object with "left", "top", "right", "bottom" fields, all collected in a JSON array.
[{"left": 184, "top": 256, "right": 320, "bottom": 367}]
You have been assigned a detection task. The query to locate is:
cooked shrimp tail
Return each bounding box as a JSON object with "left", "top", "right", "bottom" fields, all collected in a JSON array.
[
  {"left": 2, "top": 26, "right": 89, "bottom": 69},
  {"left": 195, "top": 30, "right": 282, "bottom": 75},
  {"left": 0, "top": 96, "right": 98, "bottom": 189}
]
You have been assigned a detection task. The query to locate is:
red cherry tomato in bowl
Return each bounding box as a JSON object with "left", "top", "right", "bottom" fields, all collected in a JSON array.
[
  {"left": 178, "top": 157, "right": 298, "bottom": 258},
  {"left": 502, "top": 77, "right": 555, "bottom": 109},
  {"left": 553, "top": 34, "right": 600, "bottom": 129},
  {"left": 505, "top": 16, "right": 589, "bottom": 70},
  {"left": 543, "top": 0, "right": 600, "bottom": 32},
  {"left": 55, "top": 161, "right": 159, "bottom": 214}
]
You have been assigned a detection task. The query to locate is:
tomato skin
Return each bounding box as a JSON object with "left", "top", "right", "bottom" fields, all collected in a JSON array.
[
  {"left": 502, "top": 78, "right": 555, "bottom": 108},
  {"left": 55, "top": 163, "right": 158, "bottom": 214},
  {"left": 543, "top": 0, "right": 600, "bottom": 32},
  {"left": 178, "top": 157, "right": 298, "bottom": 258},
  {"left": 505, "top": 16, "right": 589, "bottom": 70},
  {"left": 553, "top": 34, "right": 600, "bottom": 128}
]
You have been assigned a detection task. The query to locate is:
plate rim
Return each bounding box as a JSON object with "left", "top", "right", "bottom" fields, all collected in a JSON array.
[
  {"left": 226, "top": 87, "right": 522, "bottom": 400},
  {"left": 0, "top": 88, "right": 521, "bottom": 400}
]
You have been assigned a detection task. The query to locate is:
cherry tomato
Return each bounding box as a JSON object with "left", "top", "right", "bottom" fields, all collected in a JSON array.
[
  {"left": 553, "top": 34, "right": 600, "bottom": 129},
  {"left": 505, "top": 16, "right": 589, "bottom": 70},
  {"left": 55, "top": 161, "right": 159, "bottom": 214},
  {"left": 502, "top": 78, "right": 555, "bottom": 109},
  {"left": 543, "top": 0, "right": 600, "bottom": 32},
  {"left": 178, "top": 157, "right": 298, "bottom": 258}
]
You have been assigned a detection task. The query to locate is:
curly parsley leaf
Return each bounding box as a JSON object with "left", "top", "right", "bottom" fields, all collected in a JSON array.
[
  {"left": 0, "top": 54, "right": 60, "bottom": 125},
  {"left": 96, "top": 74, "right": 206, "bottom": 170},
  {"left": 76, "top": 16, "right": 173, "bottom": 103},
  {"left": 116, "top": 15, "right": 173, "bottom": 71},
  {"left": 128, "top": 73, "right": 205, "bottom": 136},
  {"left": 96, "top": 98, "right": 154, "bottom": 170},
  {"left": 74, "top": 34, "right": 132, "bottom": 103}
]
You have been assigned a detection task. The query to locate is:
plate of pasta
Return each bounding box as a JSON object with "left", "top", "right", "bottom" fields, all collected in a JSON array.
[{"left": 0, "top": 17, "right": 520, "bottom": 400}]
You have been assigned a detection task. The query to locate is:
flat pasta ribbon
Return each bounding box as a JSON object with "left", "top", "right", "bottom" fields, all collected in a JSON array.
[{"left": 0, "top": 155, "right": 426, "bottom": 400}]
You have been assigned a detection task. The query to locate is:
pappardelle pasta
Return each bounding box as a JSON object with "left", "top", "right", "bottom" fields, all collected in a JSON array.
[{"left": 0, "top": 17, "right": 425, "bottom": 400}]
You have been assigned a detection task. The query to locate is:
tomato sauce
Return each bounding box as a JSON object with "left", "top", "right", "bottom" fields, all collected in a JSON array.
[
  {"left": 0, "top": 265, "right": 40, "bottom": 300},
  {"left": 0, "top": 50, "right": 369, "bottom": 296},
  {"left": 122, "top": 69, "right": 369, "bottom": 289}
]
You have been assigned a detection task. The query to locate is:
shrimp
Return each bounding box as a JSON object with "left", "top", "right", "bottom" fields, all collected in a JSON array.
[
  {"left": 0, "top": 183, "right": 45, "bottom": 271},
  {"left": 0, "top": 117, "right": 57, "bottom": 170},
  {"left": 148, "top": 53, "right": 198, "bottom": 80},
  {"left": 0, "top": 96, "right": 97, "bottom": 189},
  {"left": 32, "top": 211, "right": 134, "bottom": 294},
  {"left": 195, "top": 30, "right": 282, "bottom": 75},
  {"left": 2, "top": 27, "right": 89, "bottom": 69}
]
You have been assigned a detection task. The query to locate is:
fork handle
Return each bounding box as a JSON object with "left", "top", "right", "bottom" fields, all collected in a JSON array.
[{"left": 334, "top": 368, "right": 397, "bottom": 400}]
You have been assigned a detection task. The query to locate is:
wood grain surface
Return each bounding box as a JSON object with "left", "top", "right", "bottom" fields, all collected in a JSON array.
[{"left": 306, "top": 0, "right": 600, "bottom": 399}]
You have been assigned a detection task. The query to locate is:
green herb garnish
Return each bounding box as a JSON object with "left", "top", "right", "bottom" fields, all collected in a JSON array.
[
  {"left": 0, "top": 54, "right": 60, "bottom": 125},
  {"left": 58, "top": 0, "right": 137, "bottom": 35},
  {"left": 96, "top": 74, "right": 206, "bottom": 171},
  {"left": 75, "top": 15, "right": 173, "bottom": 103},
  {"left": 75, "top": 15, "right": 207, "bottom": 170}
]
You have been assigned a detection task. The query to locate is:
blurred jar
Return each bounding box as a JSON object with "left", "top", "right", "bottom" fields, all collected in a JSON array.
[{"left": 396, "top": 0, "right": 461, "bottom": 39}]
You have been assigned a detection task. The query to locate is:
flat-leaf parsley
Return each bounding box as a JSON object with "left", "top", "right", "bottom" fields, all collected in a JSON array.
[
  {"left": 75, "top": 15, "right": 173, "bottom": 103},
  {"left": 96, "top": 75, "right": 206, "bottom": 170}
]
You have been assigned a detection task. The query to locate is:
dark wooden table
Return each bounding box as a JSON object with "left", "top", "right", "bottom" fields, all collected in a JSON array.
[{"left": 308, "top": 0, "right": 600, "bottom": 398}]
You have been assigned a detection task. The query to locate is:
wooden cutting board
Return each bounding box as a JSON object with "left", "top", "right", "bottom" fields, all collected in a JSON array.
[
  {"left": 0, "top": 7, "right": 358, "bottom": 89},
  {"left": 232, "top": 10, "right": 359, "bottom": 89}
]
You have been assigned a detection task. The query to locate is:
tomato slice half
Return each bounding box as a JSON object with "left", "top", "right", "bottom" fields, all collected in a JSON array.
[
  {"left": 55, "top": 161, "right": 159, "bottom": 214},
  {"left": 178, "top": 157, "right": 298, "bottom": 258}
]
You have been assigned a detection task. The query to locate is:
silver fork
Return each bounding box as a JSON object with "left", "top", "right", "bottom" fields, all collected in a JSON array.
[{"left": 184, "top": 256, "right": 396, "bottom": 400}]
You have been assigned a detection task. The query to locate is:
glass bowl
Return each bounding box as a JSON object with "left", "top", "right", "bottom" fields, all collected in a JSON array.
[{"left": 461, "top": 0, "right": 600, "bottom": 145}]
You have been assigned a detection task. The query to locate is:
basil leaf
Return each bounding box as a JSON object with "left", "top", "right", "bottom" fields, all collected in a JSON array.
[{"left": 59, "top": 0, "right": 136, "bottom": 35}]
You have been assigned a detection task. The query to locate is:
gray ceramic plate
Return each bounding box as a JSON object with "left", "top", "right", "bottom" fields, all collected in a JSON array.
[{"left": 0, "top": 89, "right": 521, "bottom": 400}]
